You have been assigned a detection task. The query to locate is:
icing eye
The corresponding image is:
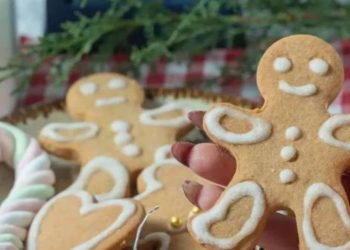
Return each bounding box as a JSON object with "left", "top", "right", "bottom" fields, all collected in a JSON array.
[
  {"left": 309, "top": 58, "right": 329, "bottom": 75},
  {"left": 80, "top": 82, "right": 97, "bottom": 95},
  {"left": 108, "top": 78, "right": 126, "bottom": 89},
  {"left": 273, "top": 57, "right": 292, "bottom": 73}
]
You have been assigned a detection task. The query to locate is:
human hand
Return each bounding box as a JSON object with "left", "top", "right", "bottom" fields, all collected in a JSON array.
[{"left": 172, "top": 111, "right": 350, "bottom": 250}]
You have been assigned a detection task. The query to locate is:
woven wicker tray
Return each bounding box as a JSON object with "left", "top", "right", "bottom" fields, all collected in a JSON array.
[{"left": 0, "top": 88, "right": 256, "bottom": 196}]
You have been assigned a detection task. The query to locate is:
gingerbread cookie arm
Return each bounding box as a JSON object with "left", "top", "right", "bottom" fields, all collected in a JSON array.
[
  {"left": 319, "top": 114, "right": 350, "bottom": 151},
  {"left": 300, "top": 182, "right": 350, "bottom": 250},
  {"left": 188, "top": 181, "right": 268, "bottom": 250},
  {"left": 39, "top": 122, "right": 99, "bottom": 160},
  {"left": 203, "top": 103, "right": 272, "bottom": 148}
]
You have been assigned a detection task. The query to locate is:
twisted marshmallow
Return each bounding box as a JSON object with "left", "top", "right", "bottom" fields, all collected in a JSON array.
[{"left": 0, "top": 123, "right": 55, "bottom": 249}]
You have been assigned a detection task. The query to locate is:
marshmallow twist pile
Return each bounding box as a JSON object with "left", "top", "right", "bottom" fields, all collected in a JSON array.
[{"left": 0, "top": 123, "right": 55, "bottom": 250}]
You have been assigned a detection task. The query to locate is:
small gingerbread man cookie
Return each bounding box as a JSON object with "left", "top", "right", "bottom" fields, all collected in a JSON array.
[
  {"left": 39, "top": 73, "right": 193, "bottom": 194},
  {"left": 28, "top": 156, "right": 144, "bottom": 250},
  {"left": 135, "top": 146, "right": 207, "bottom": 235},
  {"left": 188, "top": 35, "right": 350, "bottom": 250}
]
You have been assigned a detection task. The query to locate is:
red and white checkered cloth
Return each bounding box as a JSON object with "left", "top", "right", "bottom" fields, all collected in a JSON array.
[{"left": 17, "top": 39, "right": 350, "bottom": 114}]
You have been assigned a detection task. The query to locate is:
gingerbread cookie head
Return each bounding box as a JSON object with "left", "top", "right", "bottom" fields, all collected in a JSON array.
[
  {"left": 66, "top": 73, "right": 144, "bottom": 119},
  {"left": 257, "top": 34, "right": 343, "bottom": 104},
  {"left": 188, "top": 35, "right": 350, "bottom": 250}
]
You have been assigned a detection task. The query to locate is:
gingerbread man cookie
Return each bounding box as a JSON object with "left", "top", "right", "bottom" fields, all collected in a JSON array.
[
  {"left": 28, "top": 156, "right": 144, "bottom": 250},
  {"left": 0, "top": 122, "right": 55, "bottom": 250},
  {"left": 135, "top": 146, "right": 207, "bottom": 235},
  {"left": 188, "top": 35, "right": 350, "bottom": 250},
  {"left": 39, "top": 73, "right": 193, "bottom": 194}
]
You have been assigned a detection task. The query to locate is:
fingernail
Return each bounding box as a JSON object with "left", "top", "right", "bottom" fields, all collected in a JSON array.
[
  {"left": 182, "top": 180, "right": 203, "bottom": 205},
  {"left": 171, "top": 142, "right": 194, "bottom": 165}
]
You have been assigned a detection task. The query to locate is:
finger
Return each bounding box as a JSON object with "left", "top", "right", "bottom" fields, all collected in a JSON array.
[
  {"left": 171, "top": 142, "right": 194, "bottom": 165},
  {"left": 188, "top": 111, "right": 205, "bottom": 130},
  {"left": 172, "top": 142, "right": 236, "bottom": 185},
  {"left": 259, "top": 212, "right": 299, "bottom": 250},
  {"left": 182, "top": 180, "right": 223, "bottom": 210},
  {"left": 341, "top": 174, "right": 350, "bottom": 201}
]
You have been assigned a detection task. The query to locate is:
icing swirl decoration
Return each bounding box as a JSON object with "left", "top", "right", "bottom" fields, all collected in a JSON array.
[
  {"left": 40, "top": 122, "right": 99, "bottom": 142},
  {"left": 0, "top": 122, "right": 55, "bottom": 250},
  {"left": 139, "top": 102, "right": 191, "bottom": 127},
  {"left": 27, "top": 156, "right": 133, "bottom": 250},
  {"left": 204, "top": 106, "right": 272, "bottom": 144}
]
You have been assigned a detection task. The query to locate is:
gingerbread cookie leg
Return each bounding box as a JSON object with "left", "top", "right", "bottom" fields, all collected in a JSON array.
[
  {"left": 188, "top": 180, "right": 268, "bottom": 250},
  {"left": 298, "top": 182, "right": 350, "bottom": 249}
]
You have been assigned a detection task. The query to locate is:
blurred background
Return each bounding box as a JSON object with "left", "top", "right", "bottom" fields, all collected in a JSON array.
[{"left": 2, "top": 0, "right": 350, "bottom": 115}]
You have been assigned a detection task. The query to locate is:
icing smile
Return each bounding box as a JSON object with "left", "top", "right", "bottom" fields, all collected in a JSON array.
[{"left": 278, "top": 80, "right": 317, "bottom": 96}]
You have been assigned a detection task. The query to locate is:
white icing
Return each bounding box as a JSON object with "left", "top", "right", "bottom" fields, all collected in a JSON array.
[
  {"left": 280, "top": 146, "right": 297, "bottom": 161},
  {"left": 27, "top": 191, "right": 135, "bottom": 250},
  {"left": 279, "top": 169, "right": 296, "bottom": 184},
  {"left": 276, "top": 210, "right": 289, "bottom": 216},
  {"left": 122, "top": 144, "right": 141, "bottom": 157},
  {"left": 68, "top": 156, "right": 129, "bottom": 200},
  {"left": 278, "top": 80, "right": 317, "bottom": 97},
  {"left": 138, "top": 232, "right": 171, "bottom": 250},
  {"left": 110, "top": 120, "right": 130, "bottom": 133},
  {"left": 95, "top": 96, "right": 126, "bottom": 107},
  {"left": 27, "top": 156, "right": 132, "bottom": 250},
  {"left": 309, "top": 58, "right": 329, "bottom": 75},
  {"left": 204, "top": 106, "right": 272, "bottom": 144},
  {"left": 285, "top": 126, "right": 302, "bottom": 141},
  {"left": 139, "top": 102, "right": 190, "bottom": 127},
  {"left": 154, "top": 145, "right": 173, "bottom": 163},
  {"left": 114, "top": 133, "right": 132, "bottom": 145},
  {"left": 108, "top": 79, "right": 126, "bottom": 89},
  {"left": 79, "top": 82, "right": 97, "bottom": 95},
  {"left": 303, "top": 183, "right": 350, "bottom": 249},
  {"left": 190, "top": 181, "right": 265, "bottom": 249},
  {"left": 273, "top": 57, "right": 292, "bottom": 73},
  {"left": 40, "top": 122, "right": 99, "bottom": 142},
  {"left": 319, "top": 115, "right": 350, "bottom": 150},
  {"left": 135, "top": 159, "right": 179, "bottom": 201}
]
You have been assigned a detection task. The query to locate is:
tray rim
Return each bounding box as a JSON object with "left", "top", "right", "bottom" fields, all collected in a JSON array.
[{"left": 2, "top": 88, "right": 257, "bottom": 125}]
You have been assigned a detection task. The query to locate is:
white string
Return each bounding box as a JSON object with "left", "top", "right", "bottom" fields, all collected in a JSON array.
[{"left": 133, "top": 205, "right": 160, "bottom": 250}]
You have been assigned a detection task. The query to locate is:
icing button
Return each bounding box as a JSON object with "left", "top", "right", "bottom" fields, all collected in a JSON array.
[
  {"left": 280, "top": 146, "right": 297, "bottom": 161},
  {"left": 279, "top": 169, "right": 297, "bottom": 184},
  {"left": 285, "top": 126, "right": 302, "bottom": 141},
  {"left": 110, "top": 120, "right": 130, "bottom": 133},
  {"left": 122, "top": 144, "right": 141, "bottom": 157}
]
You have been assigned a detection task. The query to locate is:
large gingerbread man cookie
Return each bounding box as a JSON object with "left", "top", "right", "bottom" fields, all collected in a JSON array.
[
  {"left": 39, "top": 73, "right": 193, "bottom": 193},
  {"left": 188, "top": 35, "right": 350, "bottom": 249}
]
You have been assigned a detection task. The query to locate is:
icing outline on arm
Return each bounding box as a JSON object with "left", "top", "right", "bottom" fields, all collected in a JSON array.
[
  {"left": 204, "top": 106, "right": 272, "bottom": 144},
  {"left": 40, "top": 122, "right": 99, "bottom": 142},
  {"left": 139, "top": 102, "right": 191, "bottom": 127},
  {"left": 319, "top": 114, "right": 350, "bottom": 150}
]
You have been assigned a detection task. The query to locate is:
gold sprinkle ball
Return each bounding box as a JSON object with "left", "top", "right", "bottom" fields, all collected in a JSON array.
[{"left": 170, "top": 216, "right": 183, "bottom": 228}]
